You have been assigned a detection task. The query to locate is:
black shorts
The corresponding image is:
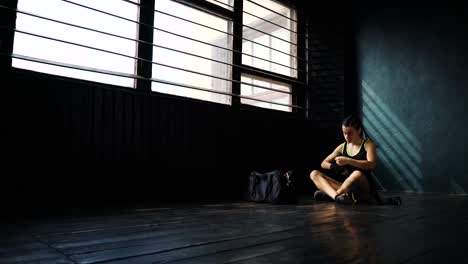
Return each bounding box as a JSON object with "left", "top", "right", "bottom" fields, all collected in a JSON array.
[
  {"left": 322, "top": 169, "right": 371, "bottom": 184},
  {"left": 322, "top": 169, "right": 348, "bottom": 183}
]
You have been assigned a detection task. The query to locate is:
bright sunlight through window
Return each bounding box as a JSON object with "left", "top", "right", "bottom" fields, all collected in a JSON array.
[
  {"left": 12, "top": 0, "right": 139, "bottom": 88},
  {"left": 151, "top": 0, "right": 233, "bottom": 105},
  {"left": 242, "top": 0, "right": 297, "bottom": 78},
  {"left": 241, "top": 74, "right": 291, "bottom": 112}
]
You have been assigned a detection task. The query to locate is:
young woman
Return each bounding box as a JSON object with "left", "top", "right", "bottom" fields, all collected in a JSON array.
[{"left": 310, "top": 115, "right": 377, "bottom": 205}]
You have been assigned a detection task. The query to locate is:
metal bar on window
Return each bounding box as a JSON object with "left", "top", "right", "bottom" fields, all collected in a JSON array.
[
  {"left": 3, "top": 5, "right": 301, "bottom": 74},
  {"left": 246, "top": 0, "right": 297, "bottom": 23},
  {"left": 115, "top": 0, "right": 307, "bottom": 61},
  {"left": 202, "top": 0, "right": 233, "bottom": 9},
  {"left": 201, "top": 0, "right": 303, "bottom": 27},
  {"left": 243, "top": 10, "right": 297, "bottom": 35},
  {"left": 242, "top": 23, "right": 297, "bottom": 46},
  {"left": 126, "top": 0, "right": 311, "bottom": 43},
  {"left": 153, "top": 8, "right": 301, "bottom": 57},
  {"left": 209, "top": 0, "right": 311, "bottom": 41},
  {"left": 63, "top": 0, "right": 302, "bottom": 61},
  {"left": 173, "top": 0, "right": 234, "bottom": 19},
  {"left": 155, "top": 5, "right": 300, "bottom": 48},
  {"left": 6, "top": 26, "right": 303, "bottom": 91},
  {"left": 7, "top": 53, "right": 303, "bottom": 109},
  {"left": 58, "top": 1, "right": 307, "bottom": 65}
]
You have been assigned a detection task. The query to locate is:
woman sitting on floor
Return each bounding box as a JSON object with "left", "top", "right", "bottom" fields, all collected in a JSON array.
[{"left": 310, "top": 114, "right": 377, "bottom": 205}]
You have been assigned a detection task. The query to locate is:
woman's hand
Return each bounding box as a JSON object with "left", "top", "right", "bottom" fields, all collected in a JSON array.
[{"left": 335, "top": 156, "right": 351, "bottom": 166}]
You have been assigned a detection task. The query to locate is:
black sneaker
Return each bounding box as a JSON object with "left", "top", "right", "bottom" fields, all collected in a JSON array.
[
  {"left": 335, "top": 193, "right": 358, "bottom": 205},
  {"left": 314, "top": 190, "right": 333, "bottom": 202}
]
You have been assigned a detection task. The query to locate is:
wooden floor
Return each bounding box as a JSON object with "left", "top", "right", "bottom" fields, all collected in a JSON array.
[{"left": 1, "top": 192, "right": 467, "bottom": 264}]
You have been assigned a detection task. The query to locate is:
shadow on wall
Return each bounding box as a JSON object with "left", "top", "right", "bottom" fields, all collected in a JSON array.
[{"left": 361, "top": 80, "right": 423, "bottom": 192}]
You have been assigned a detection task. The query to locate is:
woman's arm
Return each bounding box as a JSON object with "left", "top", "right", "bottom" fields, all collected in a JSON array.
[
  {"left": 321, "top": 143, "right": 344, "bottom": 170},
  {"left": 335, "top": 141, "right": 377, "bottom": 170}
]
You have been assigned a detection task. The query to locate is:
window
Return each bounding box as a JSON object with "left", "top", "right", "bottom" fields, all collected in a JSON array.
[
  {"left": 10, "top": 0, "right": 302, "bottom": 112},
  {"left": 152, "top": 0, "right": 233, "bottom": 105},
  {"left": 240, "top": 0, "right": 298, "bottom": 111},
  {"left": 12, "top": 0, "right": 139, "bottom": 88}
]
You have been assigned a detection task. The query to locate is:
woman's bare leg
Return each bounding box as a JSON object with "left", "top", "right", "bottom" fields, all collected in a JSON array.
[
  {"left": 310, "top": 170, "right": 342, "bottom": 199},
  {"left": 336, "top": 171, "right": 370, "bottom": 201}
]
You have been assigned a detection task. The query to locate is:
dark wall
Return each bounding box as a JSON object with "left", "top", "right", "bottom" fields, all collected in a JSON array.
[
  {"left": 4, "top": 70, "right": 318, "bottom": 210},
  {"left": 356, "top": 7, "right": 468, "bottom": 194}
]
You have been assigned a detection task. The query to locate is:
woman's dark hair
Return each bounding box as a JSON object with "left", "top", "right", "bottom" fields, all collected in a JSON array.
[
  {"left": 342, "top": 114, "right": 362, "bottom": 130},
  {"left": 342, "top": 114, "right": 370, "bottom": 139}
]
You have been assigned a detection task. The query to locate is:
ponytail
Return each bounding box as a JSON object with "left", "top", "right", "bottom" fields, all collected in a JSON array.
[{"left": 362, "top": 127, "right": 372, "bottom": 142}]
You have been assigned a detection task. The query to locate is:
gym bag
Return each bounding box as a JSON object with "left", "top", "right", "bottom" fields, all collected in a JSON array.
[{"left": 246, "top": 170, "right": 296, "bottom": 204}]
